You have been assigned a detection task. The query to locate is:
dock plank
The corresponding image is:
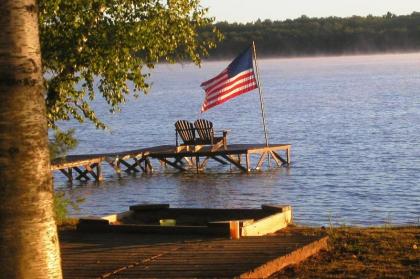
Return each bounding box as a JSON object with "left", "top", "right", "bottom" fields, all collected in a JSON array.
[{"left": 60, "top": 228, "right": 326, "bottom": 278}]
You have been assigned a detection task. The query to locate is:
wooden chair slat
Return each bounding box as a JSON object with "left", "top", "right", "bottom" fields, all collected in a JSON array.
[
  {"left": 175, "top": 120, "right": 196, "bottom": 145},
  {"left": 194, "top": 119, "right": 228, "bottom": 150},
  {"left": 195, "top": 119, "right": 214, "bottom": 143}
]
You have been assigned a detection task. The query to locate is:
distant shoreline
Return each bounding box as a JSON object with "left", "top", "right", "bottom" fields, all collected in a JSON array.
[
  {"left": 204, "top": 12, "right": 420, "bottom": 62},
  {"left": 201, "top": 49, "right": 420, "bottom": 62},
  {"left": 156, "top": 49, "right": 420, "bottom": 66}
]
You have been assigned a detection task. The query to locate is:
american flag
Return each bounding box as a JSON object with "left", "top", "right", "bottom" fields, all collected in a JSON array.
[{"left": 200, "top": 46, "right": 258, "bottom": 112}]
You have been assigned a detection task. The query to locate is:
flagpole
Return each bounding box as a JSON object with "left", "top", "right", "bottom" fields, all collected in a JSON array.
[{"left": 252, "top": 41, "right": 270, "bottom": 167}]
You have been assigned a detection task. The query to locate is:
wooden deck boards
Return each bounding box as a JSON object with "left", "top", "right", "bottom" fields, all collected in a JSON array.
[
  {"left": 51, "top": 143, "right": 291, "bottom": 181},
  {"left": 51, "top": 155, "right": 104, "bottom": 171},
  {"left": 60, "top": 228, "right": 327, "bottom": 278}
]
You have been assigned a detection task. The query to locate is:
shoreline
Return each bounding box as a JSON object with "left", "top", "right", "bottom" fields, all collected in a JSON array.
[{"left": 196, "top": 49, "right": 420, "bottom": 64}]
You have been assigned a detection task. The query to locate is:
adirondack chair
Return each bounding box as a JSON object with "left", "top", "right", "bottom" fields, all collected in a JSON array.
[
  {"left": 194, "top": 119, "right": 228, "bottom": 150},
  {"left": 175, "top": 120, "right": 196, "bottom": 151}
]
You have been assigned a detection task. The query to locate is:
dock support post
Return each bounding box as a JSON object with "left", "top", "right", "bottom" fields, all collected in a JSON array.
[
  {"left": 116, "top": 160, "right": 121, "bottom": 175},
  {"left": 108, "top": 159, "right": 122, "bottom": 178},
  {"left": 159, "top": 160, "right": 167, "bottom": 167},
  {"left": 269, "top": 151, "right": 281, "bottom": 167},
  {"left": 246, "top": 153, "right": 250, "bottom": 173},
  {"left": 144, "top": 158, "right": 153, "bottom": 174},
  {"left": 196, "top": 155, "right": 200, "bottom": 174},
  {"left": 96, "top": 163, "right": 103, "bottom": 181},
  {"left": 256, "top": 152, "right": 267, "bottom": 170}
]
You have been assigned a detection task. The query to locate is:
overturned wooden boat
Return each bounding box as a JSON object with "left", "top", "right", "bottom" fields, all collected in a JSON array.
[{"left": 78, "top": 204, "right": 292, "bottom": 238}]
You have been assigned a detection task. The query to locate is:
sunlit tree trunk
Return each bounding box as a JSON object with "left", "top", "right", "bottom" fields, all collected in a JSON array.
[{"left": 0, "top": 1, "right": 62, "bottom": 278}]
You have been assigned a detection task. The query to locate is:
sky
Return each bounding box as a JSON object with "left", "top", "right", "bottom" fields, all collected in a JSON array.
[{"left": 201, "top": 0, "right": 420, "bottom": 23}]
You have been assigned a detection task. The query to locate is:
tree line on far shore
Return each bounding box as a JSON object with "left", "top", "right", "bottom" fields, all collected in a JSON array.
[{"left": 201, "top": 12, "right": 420, "bottom": 58}]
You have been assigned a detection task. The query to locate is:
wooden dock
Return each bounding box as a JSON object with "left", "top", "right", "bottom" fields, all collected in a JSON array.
[
  {"left": 60, "top": 227, "right": 327, "bottom": 278},
  {"left": 51, "top": 143, "right": 291, "bottom": 181}
]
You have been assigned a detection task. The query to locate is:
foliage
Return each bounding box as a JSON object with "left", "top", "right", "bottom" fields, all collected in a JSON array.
[
  {"left": 206, "top": 12, "right": 420, "bottom": 58},
  {"left": 48, "top": 129, "right": 78, "bottom": 158},
  {"left": 39, "top": 0, "right": 221, "bottom": 130},
  {"left": 53, "top": 191, "right": 84, "bottom": 225}
]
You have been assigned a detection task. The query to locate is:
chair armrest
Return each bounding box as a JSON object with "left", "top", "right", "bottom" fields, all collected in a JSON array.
[
  {"left": 215, "top": 129, "right": 231, "bottom": 133},
  {"left": 215, "top": 129, "right": 230, "bottom": 137}
]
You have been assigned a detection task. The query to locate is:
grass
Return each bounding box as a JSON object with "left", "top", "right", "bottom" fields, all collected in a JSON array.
[{"left": 272, "top": 226, "right": 419, "bottom": 278}]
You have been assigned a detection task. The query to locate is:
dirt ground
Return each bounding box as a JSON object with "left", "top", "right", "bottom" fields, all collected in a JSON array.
[{"left": 272, "top": 226, "right": 419, "bottom": 279}]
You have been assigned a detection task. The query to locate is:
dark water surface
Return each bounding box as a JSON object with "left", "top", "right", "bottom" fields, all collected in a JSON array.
[{"left": 56, "top": 53, "right": 420, "bottom": 226}]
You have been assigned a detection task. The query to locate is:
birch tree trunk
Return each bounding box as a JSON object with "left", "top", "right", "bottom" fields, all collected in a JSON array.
[{"left": 0, "top": 1, "right": 62, "bottom": 278}]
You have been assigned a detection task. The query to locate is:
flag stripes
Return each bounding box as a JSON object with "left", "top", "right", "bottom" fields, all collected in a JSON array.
[
  {"left": 201, "top": 81, "right": 258, "bottom": 111},
  {"left": 200, "top": 69, "right": 228, "bottom": 89},
  {"left": 200, "top": 46, "right": 258, "bottom": 112},
  {"left": 203, "top": 70, "right": 256, "bottom": 99}
]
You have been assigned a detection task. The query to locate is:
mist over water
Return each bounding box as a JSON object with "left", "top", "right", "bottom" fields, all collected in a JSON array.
[{"left": 55, "top": 52, "right": 420, "bottom": 226}]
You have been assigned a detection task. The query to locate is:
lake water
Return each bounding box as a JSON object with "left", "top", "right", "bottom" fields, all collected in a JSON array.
[{"left": 55, "top": 52, "right": 420, "bottom": 226}]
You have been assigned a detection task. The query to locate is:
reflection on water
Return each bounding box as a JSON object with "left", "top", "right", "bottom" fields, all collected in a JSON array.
[{"left": 56, "top": 53, "right": 420, "bottom": 226}]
